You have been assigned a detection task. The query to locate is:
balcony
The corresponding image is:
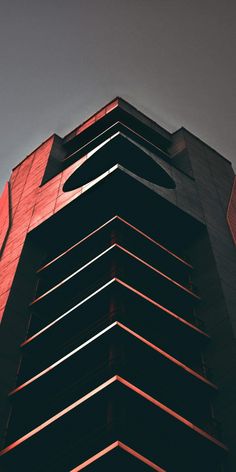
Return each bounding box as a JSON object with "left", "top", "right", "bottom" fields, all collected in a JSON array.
[
  {"left": 62, "top": 132, "right": 176, "bottom": 192},
  {"left": 9, "top": 323, "right": 216, "bottom": 443},
  {"left": 0, "top": 377, "right": 227, "bottom": 472},
  {"left": 63, "top": 120, "right": 170, "bottom": 170},
  {"left": 20, "top": 278, "right": 207, "bottom": 382},
  {"left": 37, "top": 215, "right": 192, "bottom": 296},
  {"left": 30, "top": 245, "right": 199, "bottom": 335}
]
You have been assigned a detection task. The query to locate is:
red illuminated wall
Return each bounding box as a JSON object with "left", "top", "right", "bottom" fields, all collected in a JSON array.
[
  {"left": 64, "top": 99, "right": 118, "bottom": 142},
  {"left": 0, "top": 138, "right": 92, "bottom": 322},
  {"left": 0, "top": 182, "right": 11, "bottom": 256},
  {"left": 0, "top": 98, "right": 121, "bottom": 323}
]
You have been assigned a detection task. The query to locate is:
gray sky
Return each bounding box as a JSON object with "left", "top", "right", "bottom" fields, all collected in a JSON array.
[{"left": 0, "top": 0, "right": 236, "bottom": 193}]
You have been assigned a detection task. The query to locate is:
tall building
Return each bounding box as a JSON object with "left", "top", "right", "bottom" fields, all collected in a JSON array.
[{"left": 0, "top": 98, "right": 235, "bottom": 471}]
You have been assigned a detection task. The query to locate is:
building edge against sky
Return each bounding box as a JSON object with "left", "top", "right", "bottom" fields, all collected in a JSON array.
[{"left": 0, "top": 97, "right": 235, "bottom": 471}]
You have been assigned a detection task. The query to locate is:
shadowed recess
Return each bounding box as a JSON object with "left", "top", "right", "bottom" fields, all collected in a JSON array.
[{"left": 63, "top": 132, "right": 176, "bottom": 191}]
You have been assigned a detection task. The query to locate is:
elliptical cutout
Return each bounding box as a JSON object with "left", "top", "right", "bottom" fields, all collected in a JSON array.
[{"left": 63, "top": 132, "right": 176, "bottom": 192}]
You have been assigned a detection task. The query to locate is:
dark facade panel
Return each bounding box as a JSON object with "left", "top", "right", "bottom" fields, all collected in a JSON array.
[{"left": 227, "top": 176, "right": 236, "bottom": 245}]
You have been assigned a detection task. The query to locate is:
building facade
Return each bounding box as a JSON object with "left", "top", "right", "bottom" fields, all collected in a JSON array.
[{"left": 0, "top": 98, "right": 235, "bottom": 471}]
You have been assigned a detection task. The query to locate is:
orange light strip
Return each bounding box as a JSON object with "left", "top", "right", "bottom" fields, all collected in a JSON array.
[
  {"left": 115, "top": 278, "right": 208, "bottom": 338},
  {"left": 22, "top": 279, "right": 116, "bottom": 347},
  {"left": 13, "top": 319, "right": 215, "bottom": 397},
  {"left": 38, "top": 214, "right": 191, "bottom": 274},
  {"left": 1, "top": 376, "right": 227, "bottom": 458},
  {"left": 64, "top": 98, "right": 119, "bottom": 143},
  {"left": 1, "top": 377, "right": 117, "bottom": 456},
  {"left": 116, "top": 322, "right": 216, "bottom": 389},
  {"left": 115, "top": 243, "right": 199, "bottom": 299},
  {"left": 70, "top": 440, "right": 166, "bottom": 471},
  {"left": 64, "top": 123, "right": 119, "bottom": 162},
  {"left": 11, "top": 322, "right": 118, "bottom": 395},
  {"left": 65, "top": 119, "right": 169, "bottom": 164},
  {"left": 37, "top": 215, "right": 118, "bottom": 273},
  {"left": 117, "top": 215, "right": 191, "bottom": 268},
  {"left": 32, "top": 242, "right": 197, "bottom": 307},
  {"left": 31, "top": 244, "right": 115, "bottom": 306},
  {"left": 22, "top": 276, "right": 208, "bottom": 349},
  {"left": 116, "top": 377, "right": 228, "bottom": 450}
]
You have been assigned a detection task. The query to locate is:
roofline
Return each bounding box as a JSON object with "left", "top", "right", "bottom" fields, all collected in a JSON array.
[
  {"left": 63, "top": 96, "right": 172, "bottom": 146},
  {"left": 173, "top": 126, "right": 233, "bottom": 166},
  {"left": 9, "top": 99, "right": 234, "bottom": 177}
]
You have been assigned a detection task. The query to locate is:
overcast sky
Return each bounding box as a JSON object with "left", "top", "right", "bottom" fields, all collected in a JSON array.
[{"left": 0, "top": 0, "right": 236, "bottom": 193}]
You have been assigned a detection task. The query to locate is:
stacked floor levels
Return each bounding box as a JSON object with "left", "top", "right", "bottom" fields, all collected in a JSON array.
[{"left": 0, "top": 98, "right": 235, "bottom": 471}]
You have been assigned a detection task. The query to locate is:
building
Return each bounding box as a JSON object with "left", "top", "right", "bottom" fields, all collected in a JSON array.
[{"left": 0, "top": 97, "right": 235, "bottom": 471}]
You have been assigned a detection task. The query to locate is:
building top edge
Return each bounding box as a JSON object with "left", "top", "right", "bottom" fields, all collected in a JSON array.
[
  {"left": 10, "top": 98, "right": 233, "bottom": 176},
  {"left": 173, "top": 127, "right": 233, "bottom": 167}
]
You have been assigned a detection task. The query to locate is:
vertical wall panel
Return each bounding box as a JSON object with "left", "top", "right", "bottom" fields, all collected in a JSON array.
[
  {"left": 0, "top": 182, "right": 11, "bottom": 256},
  {"left": 227, "top": 176, "right": 236, "bottom": 245}
]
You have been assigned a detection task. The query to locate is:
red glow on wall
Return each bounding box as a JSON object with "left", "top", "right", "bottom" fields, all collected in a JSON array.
[
  {"left": 0, "top": 182, "right": 11, "bottom": 256},
  {"left": 64, "top": 98, "right": 119, "bottom": 142},
  {"left": 0, "top": 137, "right": 55, "bottom": 321}
]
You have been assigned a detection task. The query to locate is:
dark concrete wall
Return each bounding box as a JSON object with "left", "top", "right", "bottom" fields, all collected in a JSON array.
[{"left": 172, "top": 129, "right": 236, "bottom": 471}]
